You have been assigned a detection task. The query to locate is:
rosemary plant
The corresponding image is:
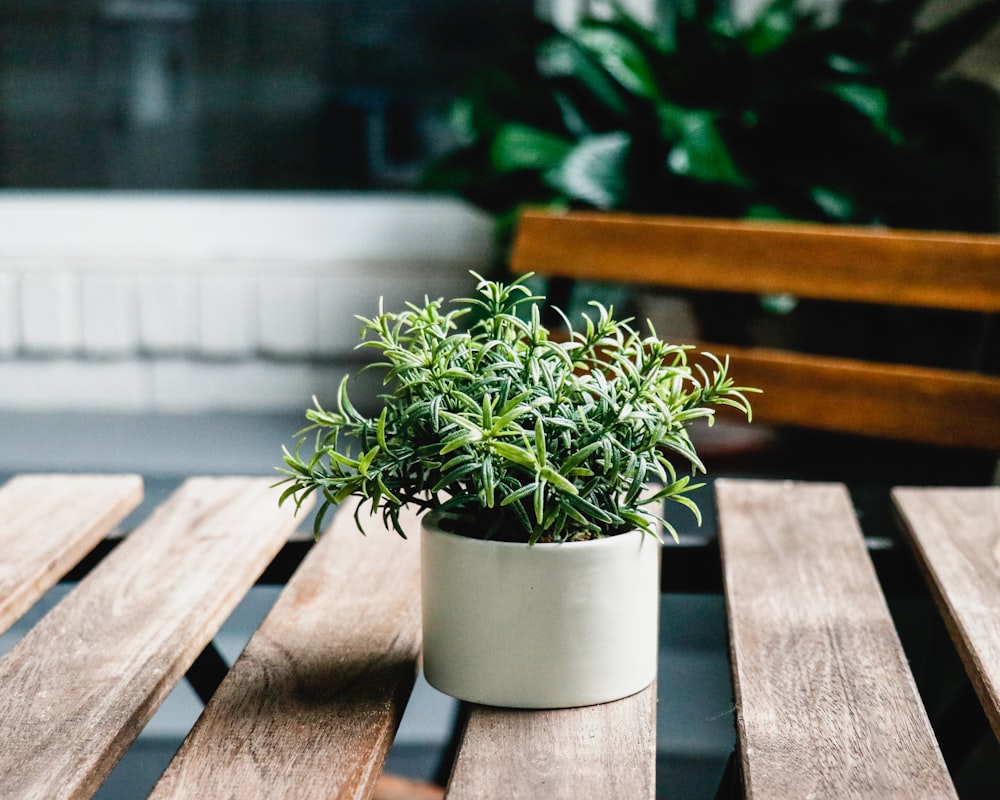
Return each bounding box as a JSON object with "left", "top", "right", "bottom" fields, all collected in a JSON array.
[{"left": 278, "top": 273, "right": 756, "bottom": 544}]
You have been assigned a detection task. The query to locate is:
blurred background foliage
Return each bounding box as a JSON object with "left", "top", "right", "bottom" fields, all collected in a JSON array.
[
  {"left": 427, "top": 0, "right": 1000, "bottom": 240},
  {"left": 425, "top": 0, "right": 1000, "bottom": 374}
]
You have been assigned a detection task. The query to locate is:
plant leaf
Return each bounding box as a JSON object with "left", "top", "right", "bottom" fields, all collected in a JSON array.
[
  {"left": 660, "top": 105, "right": 749, "bottom": 186},
  {"left": 536, "top": 36, "right": 630, "bottom": 116},
  {"left": 490, "top": 123, "right": 573, "bottom": 173},
  {"left": 491, "top": 440, "right": 538, "bottom": 469},
  {"left": 544, "top": 131, "right": 631, "bottom": 208},
  {"left": 573, "top": 25, "right": 659, "bottom": 99}
]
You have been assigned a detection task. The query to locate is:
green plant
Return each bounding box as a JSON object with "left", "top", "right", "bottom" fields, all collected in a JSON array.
[
  {"left": 277, "top": 273, "right": 756, "bottom": 544},
  {"left": 425, "top": 0, "right": 1000, "bottom": 236}
]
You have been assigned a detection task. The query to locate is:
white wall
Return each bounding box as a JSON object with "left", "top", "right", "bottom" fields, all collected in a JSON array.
[{"left": 0, "top": 193, "right": 494, "bottom": 412}]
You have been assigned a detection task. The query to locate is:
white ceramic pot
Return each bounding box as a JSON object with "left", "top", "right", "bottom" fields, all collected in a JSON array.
[{"left": 420, "top": 519, "right": 662, "bottom": 709}]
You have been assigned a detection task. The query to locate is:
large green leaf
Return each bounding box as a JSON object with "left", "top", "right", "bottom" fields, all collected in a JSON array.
[
  {"left": 543, "top": 131, "right": 631, "bottom": 208},
  {"left": 537, "top": 36, "right": 630, "bottom": 116},
  {"left": 810, "top": 186, "right": 856, "bottom": 221},
  {"left": 490, "top": 123, "right": 573, "bottom": 173},
  {"left": 572, "top": 25, "right": 660, "bottom": 99},
  {"left": 827, "top": 82, "right": 899, "bottom": 141},
  {"left": 552, "top": 90, "right": 592, "bottom": 139},
  {"left": 744, "top": 0, "right": 807, "bottom": 56},
  {"left": 659, "top": 104, "right": 748, "bottom": 186}
]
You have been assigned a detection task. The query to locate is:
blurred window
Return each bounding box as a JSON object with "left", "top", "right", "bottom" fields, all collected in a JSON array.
[{"left": 0, "top": 0, "right": 534, "bottom": 189}]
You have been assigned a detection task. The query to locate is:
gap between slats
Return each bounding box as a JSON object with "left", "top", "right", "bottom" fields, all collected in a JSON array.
[
  {"left": 0, "top": 476, "right": 306, "bottom": 800},
  {"left": 149, "top": 497, "right": 423, "bottom": 800},
  {"left": 716, "top": 478, "right": 957, "bottom": 800},
  {"left": 892, "top": 486, "right": 1000, "bottom": 740}
]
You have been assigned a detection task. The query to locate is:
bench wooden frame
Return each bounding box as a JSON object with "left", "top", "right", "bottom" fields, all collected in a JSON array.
[{"left": 510, "top": 209, "right": 1000, "bottom": 450}]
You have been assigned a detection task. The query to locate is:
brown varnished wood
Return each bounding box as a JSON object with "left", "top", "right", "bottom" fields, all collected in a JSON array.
[
  {"left": 708, "top": 343, "right": 1000, "bottom": 450},
  {"left": 0, "top": 476, "right": 307, "bottom": 800},
  {"left": 373, "top": 774, "right": 445, "bottom": 800},
  {"left": 892, "top": 486, "right": 1000, "bottom": 740},
  {"left": 511, "top": 209, "right": 1000, "bottom": 312},
  {"left": 0, "top": 473, "right": 143, "bottom": 636},
  {"left": 510, "top": 208, "right": 1000, "bottom": 450},
  {"left": 444, "top": 681, "right": 656, "bottom": 800},
  {"left": 149, "top": 498, "right": 423, "bottom": 800},
  {"left": 717, "top": 479, "right": 956, "bottom": 799}
]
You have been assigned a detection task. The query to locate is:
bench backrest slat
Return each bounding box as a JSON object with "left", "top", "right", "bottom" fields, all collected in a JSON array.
[
  {"left": 0, "top": 476, "right": 304, "bottom": 800},
  {"left": 892, "top": 486, "right": 1000, "bottom": 739},
  {"left": 717, "top": 478, "right": 957, "bottom": 799},
  {"left": 715, "top": 344, "right": 1000, "bottom": 449},
  {"left": 0, "top": 473, "right": 143, "bottom": 636},
  {"left": 150, "top": 499, "right": 423, "bottom": 799},
  {"left": 444, "top": 682, "right": 656, "bottom": 800},
  {"left": 510, "top": 209, "right": 1000, "bottom": 450},
  {"left": 511, "top": 210, "right": 1000, "bottom": 312}
]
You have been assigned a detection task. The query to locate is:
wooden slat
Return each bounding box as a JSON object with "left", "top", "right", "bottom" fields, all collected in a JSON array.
[
  {"left": 511, "top": 209, "right": 1000, "bottom": 312},
  {"left": 149, "top": 498, "right": 423, "bottom": 799},
  {"left": 0, "top": 476, "right": 308, "bottom": 800},
  {"left": 710, "top": 343, "right": 1000, "bottom": 450},
  {"left": 0, "top": 473, "right": 143, "bottom": 636},
  {"left": 717, "top": 479, "right": 956, "bottom": 799},
  {"left": 892, "top": 486, "right": 1000, "bottom": 740},
  {"left": 445, "top": 682, "right": 656, "bottom": 800}
]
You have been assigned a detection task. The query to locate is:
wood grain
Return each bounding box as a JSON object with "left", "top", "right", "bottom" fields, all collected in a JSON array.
[
  {"left": 511, "top": 209, "right": 1000, "bottom": 312},
  {"left": 0, "top": 476, "right": 307, "bottom": 800},
  {"left": 510, "top": 209, "right": 1000, "bottom": 451},
  {"left": 445, "top": 681, "right": 656, "bottom": 800},
  {"left": 0, "top": 473, "right": 143, "bottom": 636},
  {"left": 892, "top": 486, "right": 1000, "bottom": 739},
  {"left": 716, "top": 479, "right": 956, "bottom": 799},
  {"left": 150, "top": 497, "right": 423, "bottom": 800},
  {"left": 710, "top": 343, "right": 1000, "bottom": 450}
]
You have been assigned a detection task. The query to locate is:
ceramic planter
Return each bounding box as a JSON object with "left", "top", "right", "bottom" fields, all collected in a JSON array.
[{"left": 420, "top": 519, "right": 662, "bottom": 709}]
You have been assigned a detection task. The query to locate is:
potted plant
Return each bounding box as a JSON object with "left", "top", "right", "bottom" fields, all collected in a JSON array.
[{"left": 277, "top": 272, "right": 756, "bottom": 708}]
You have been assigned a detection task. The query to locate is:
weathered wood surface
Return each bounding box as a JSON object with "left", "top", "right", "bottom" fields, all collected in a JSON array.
[
  {"left": 709, "top": 343, "right": 1000, "bottom": 450},
  {"left": 0, "top": 476, "right": 306, "bottom": 800},
  {"left": 716, "top": 479, "right": 956, "bottom": 799},
  {"left": 511, "top": 209, "right": 1000, "bottom": 312},
  {"left": 445, "top": 681, "right": 656, "bottom": 800},
  {"left": 150, "top": 498, "right": 423, "bottom": 799},
  {"left": 892, "top": 486, "right": 1000, "bottom": 740},
  {"left": 0, "top": 473, "right": 143, "bottom": 636}
]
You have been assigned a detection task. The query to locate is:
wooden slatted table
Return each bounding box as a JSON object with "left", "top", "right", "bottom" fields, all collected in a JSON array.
[
  {"left": 1, "top": 472, "right": 996, "bottom": 799},
  {"left": 0, "top": 474, "right": 656, "bottom": 800},
  {"left": 891, "top": 487, "right": 1000, "bottom": 742},
  {"left": 717, "top": 479, "right": 1000, "bottom": 800}
]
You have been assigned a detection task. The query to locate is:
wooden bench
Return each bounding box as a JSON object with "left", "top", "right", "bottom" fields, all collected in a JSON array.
[{"left": 510, "top": 209, "right": 1000, "bottom": 452}]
